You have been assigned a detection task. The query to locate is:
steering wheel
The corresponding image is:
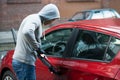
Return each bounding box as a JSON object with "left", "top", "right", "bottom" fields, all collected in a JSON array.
[{"left": 52, "top": 41, "right": 66, "bottom": 56}]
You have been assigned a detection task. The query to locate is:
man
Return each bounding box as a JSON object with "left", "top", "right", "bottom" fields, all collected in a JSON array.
[{"left": 12, "top": 4, "right": 60, "bottom": 80}]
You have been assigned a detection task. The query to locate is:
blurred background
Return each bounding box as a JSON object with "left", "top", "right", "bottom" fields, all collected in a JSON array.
[
  {"left": 0, "top": 0, "right": 120, "bottom": 31},
  {"left": 0, "top": 0, "right": 120, "bottom": 51}
]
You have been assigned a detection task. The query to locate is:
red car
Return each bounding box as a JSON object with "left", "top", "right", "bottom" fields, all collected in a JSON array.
[{"left": 0, "top": 18, "right": 120, "bottom": 80}]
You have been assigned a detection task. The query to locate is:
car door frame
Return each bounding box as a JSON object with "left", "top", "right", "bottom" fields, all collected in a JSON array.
[{"left": 35, "top": 28, "right": 80, "bottom": 80}]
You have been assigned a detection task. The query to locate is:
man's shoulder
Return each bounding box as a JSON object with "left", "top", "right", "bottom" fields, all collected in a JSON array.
[
  {"left": 27, "top": 14, "right": 39, "bottom": 19},
  {"left": 24, "top": 14, "right": 40, "bottom": 23}
]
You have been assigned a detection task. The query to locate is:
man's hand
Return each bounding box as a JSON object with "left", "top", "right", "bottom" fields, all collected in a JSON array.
[
  {"left": 49, "top": 66, "right": 58, "bottom": 74},
  {"left": 40, "top": 54, "right": 46, "bottom": 58},
  {"left": 36, "top": 48, "right": 60, "bottom": 75}
]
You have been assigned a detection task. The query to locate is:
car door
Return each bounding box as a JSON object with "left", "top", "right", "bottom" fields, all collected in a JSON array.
[
  {"left": 61, "top": 29, "right": 120, "bottom": 80},
  {"left": 35, "top": 28, "right": 74, "bottom": 80}
]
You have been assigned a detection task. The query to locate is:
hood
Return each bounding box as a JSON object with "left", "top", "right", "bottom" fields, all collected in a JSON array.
[{"left": 38, "top": 4, "right": 60, "bottom": 20}]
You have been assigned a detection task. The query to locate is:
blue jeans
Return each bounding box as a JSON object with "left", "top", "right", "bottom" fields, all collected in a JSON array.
[{"left": 12, "top": 59, "right": 36, "bottom": 80}]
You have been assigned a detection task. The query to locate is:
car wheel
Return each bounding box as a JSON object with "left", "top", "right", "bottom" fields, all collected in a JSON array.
[{"left": 2, "top": 70, "right": 16, "bottom": 80}]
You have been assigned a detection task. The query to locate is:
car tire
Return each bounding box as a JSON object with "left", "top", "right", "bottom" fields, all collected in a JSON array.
[{"left": 2, "top": 70, "right": 16, "bottom": 80}]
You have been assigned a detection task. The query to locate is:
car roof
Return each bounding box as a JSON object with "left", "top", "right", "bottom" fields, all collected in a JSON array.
[
  {"left": 50, "top": 18, "right": 120, "bottom": 38},
  {"left": 74, "top": 8, "right": 115, "bottom": 13},
  {"left": 83, "top": 8, "right": 115, "bottom": 12}
]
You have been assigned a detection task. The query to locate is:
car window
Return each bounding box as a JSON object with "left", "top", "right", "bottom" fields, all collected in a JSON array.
[
  {"left": 72, "top": 30, "right": 120, "bottom": 61},
  {"left": 70, "top": 11, "right": 91, "bottom": 21},
  {"left": 103, "top": 10, "right": 117, "bottom": 18},
  {"left": 104, "top": 37, "right": 120, "bottom": 61},
  {"left": 91, "top": 11, "right": 104, "bottom": 19},
  {"left": 41, "top": 29, "right": 73, "bottom": 57}
]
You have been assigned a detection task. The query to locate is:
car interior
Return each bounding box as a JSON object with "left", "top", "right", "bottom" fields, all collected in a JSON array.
[
  {"left": 73, "top": 30, "right": 120, "bottom": 61},
  {"left": 73, "top": 31, "right": 104, "bottom": 60}
]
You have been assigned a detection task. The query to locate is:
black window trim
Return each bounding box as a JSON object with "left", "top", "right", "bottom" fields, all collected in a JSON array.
[
  {"left": 63, "top": 28, "right": 80, "bottom": 58},
  {"left": 103, "top": 36, "right": 112, "bottom": 61}
]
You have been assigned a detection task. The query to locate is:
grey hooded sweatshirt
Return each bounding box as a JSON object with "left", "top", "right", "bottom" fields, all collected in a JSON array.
[{"left": 13, "top": 4, "right": 60, "bottom": 66}]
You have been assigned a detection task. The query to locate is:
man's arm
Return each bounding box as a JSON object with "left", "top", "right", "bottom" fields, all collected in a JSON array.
[{"left": 22, "top": 22, "right": 39, "bottom": 50}]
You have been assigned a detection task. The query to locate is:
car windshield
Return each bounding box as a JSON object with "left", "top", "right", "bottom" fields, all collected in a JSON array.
[{"left": 69, "top": 11, "right": 91, "bottom": 21}]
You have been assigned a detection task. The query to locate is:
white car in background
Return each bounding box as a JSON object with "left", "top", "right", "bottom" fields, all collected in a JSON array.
[{"left": 68, "top": 8, "right": 120, "bottom": 21}]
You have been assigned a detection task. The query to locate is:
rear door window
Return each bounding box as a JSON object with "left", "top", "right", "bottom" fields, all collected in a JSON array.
[
  {"left": 104, "top": 37, "right": 120, "bottom": 61},
  {"left": 72, "top": 30, "right": 120, "bottom": 61}
]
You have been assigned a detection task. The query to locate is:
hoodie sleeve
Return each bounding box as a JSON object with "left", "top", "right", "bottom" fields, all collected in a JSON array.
[{"left": 22, "top": 22, "right": 40, "bottom": 50}]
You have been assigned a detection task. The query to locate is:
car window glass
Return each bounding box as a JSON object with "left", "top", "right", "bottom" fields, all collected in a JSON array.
[
  {"left": 103, "top": 10, "right": 116, "bottom": 18},
  {"left": 104, "top": 37, "right": 120, "bottom": 61},
  {"left": 91, "top": 11, "right": 104, "bottom": 19},
  {"left": 71, "top": 11, "right": 91, "bottom": 21},
  {"left": 41, "top": 29, "right": 73, "bottom": 57},
  {"left": 72, "top": 30, "right": 120, "bottom": 61}
]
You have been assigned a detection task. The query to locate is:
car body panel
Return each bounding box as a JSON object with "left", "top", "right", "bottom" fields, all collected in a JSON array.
[
  {"left": 115, "top": 70, "right": 120, "bottom": 80},
  {"left": 35, "top": 56, "right": 64, "bottom": 80},
  {"left": 0, "top": 18, "right": 120, "bottom": 80},
  {"left": 61, "top": 57, "right": 120, "bottom": 80},
  {"left": 48, "top": 18, "right": 120, "bottom": 38},
  {"left": 75, "top": 19, "right": 120, "bottom": 38},
  {"left": 0, "top": 50, "right": 15, "bottom": 78}
]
